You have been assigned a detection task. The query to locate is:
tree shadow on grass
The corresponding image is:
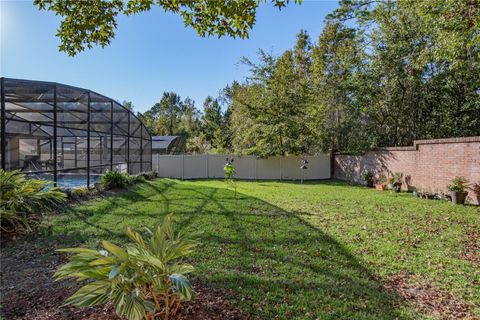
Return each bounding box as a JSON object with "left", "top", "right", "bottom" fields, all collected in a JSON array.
[
  {"left": 171, "top": 186, "right": 409, "bottom": 319},
  {"left": 2, "top": 179, "right": 410, "bottom": 319},
  {"left": 153, "top": 181, "right": 410, "bottom": 319}
]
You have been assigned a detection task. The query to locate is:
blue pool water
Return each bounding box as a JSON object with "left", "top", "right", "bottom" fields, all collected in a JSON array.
[
  {"left": 28, "top": 173, "right": 101, "bottom": 188},
  {"left": 56, "top": 175, "right": 101, "bottom": 188}
]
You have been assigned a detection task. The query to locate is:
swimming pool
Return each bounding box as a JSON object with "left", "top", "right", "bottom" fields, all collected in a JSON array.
[
  {"left": 56, "top": 175, "right": 101, "bottom": 188},
  {"left": 26, "top": 173, "right": 101, "bottom": 188}
]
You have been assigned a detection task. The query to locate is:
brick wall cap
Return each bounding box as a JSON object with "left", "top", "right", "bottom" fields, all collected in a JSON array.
[
  {"left": 413, "top": 136, "right": 480, "bottom": 146},
  {"left": 334, "top": 136, "right": 480, "bottom": 155}
]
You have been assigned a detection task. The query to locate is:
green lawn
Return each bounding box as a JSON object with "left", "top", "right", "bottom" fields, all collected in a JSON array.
[{"left": 14, "top": 179, "right": 480, "bottom": 319}]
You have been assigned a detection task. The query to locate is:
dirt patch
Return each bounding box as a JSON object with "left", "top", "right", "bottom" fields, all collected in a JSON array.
[
  {"left": 385, "top": 273, "right": 478, "bottom": 320},
  {"left": 0, "top": 243, "right": 248, "bottom": 320},
  {"left": 461, "top": 231, "right": 480, "bottom": 265}
]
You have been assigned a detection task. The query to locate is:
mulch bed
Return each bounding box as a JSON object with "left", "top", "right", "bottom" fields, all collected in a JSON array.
[
  {"left": 0, "top": 243, "right": 248, "bottom": 320},
  {"left": 384, "top": 273, "right": 478, "bottom": 320}
]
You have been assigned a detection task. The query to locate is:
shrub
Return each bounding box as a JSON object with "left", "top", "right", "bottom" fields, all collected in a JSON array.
[
  {"left": 141, "top": 171, "right": 158, "bottom": 180},
  {"left": 93, "top": 182, "right": 105, "bottom": 192},
  {"left": 387, "top": 172, "right": 403, "bottom": 186},
  {"left": 377, "top": 175, "right": 387, "bottom": 184},
  {"left": 0, "top": 169, "right": 67, "bottom": 232},
  {"left": 134, "top": 174, "right": 146, "bottom": 183},
  {"left": 361, "top": 170, "right": 374, "bottom": 187},
  {"left": 56, "top": 214, "right": 197, "bottom": 320},
  {"left": 127, "top": 175, "right": 137, "bottom": 185},
  {"left": 72, "top": 187, "right": 89, "bottom": 198},
  {"left": 100, "top": 170, "right": 129, "bottom": 189},
  {"left": 447, "top": 177, "right": 468, "bottom": 193},
  {"left": 150, "top": 170, "right": 158, "bottom": 179},
  {"left": 362, "top": 170, "right": 373, "bottom": 182}
]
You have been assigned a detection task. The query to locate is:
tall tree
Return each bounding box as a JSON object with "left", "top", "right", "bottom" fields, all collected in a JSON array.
[
  {"left": 156, "top": 92, "right": 182, "bottom": 135},
  {"left": 140, "top": 92, "right": 201, "bottom": 139},
  {"left": 229, "top": 31, "right": 315, "bottom": 156},
  {"left": 121, "top": 100, "right": 135, "bottom": 112},
  {"left": 311, "top": 21, "right": 366, "bottom": 152},
  {"left": 201, "top": 96, "right": 223, "bottom": 144},
  {"left": 177, "top": 97, "right": 201, "bottom": 138}
]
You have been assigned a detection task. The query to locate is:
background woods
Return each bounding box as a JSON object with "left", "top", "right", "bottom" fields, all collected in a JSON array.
[{"left": 140, "top": 0, "right": 479, "bottom": 155}]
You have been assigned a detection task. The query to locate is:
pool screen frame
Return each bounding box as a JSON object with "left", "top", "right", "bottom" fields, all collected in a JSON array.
[{"left": 0, "top": 78, "right": 152, "bottom": 187}]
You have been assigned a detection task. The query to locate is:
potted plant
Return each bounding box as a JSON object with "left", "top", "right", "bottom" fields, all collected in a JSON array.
[
  {"left": 468, "top": 182, "right": 480, "bottom": 205},
  {"left": 447, "top": 177, "right": 468, "bottom": 205},
  {"left": 387, "top": 172, "right": 402, "bottom": 192},
  {"left": 362, "top": 170, "right": 374, "bottom": 188},
  {"left": 375, "top": 175, "right": 388, "bottom": 191}
]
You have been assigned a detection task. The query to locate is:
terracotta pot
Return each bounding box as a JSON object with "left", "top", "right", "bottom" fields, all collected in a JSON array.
[
  {"left": 387, "top": 182, "right": 401, "bottom": 191},
  {"left": 450, "top": 191, "right": 467, "bottom": 205},
  {"left": 375, "top": 184, "right": 386, "bottom": 191}
]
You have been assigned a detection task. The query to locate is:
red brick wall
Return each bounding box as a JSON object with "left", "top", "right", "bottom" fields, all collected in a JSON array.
[{"left": 333, "top": 136, "right": 480, "bottom": 204}]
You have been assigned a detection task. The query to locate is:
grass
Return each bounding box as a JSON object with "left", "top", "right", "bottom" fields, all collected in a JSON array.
[{"left": 8, "top": 179, "right": 480, "bottom": 319}]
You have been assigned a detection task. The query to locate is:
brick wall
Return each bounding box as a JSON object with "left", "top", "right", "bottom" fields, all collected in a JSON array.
[{"left": 333, "top": 136, "right": 480, "bottom": 204}]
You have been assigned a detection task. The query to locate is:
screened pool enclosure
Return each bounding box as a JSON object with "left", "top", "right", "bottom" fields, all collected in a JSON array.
[{"left": 0, "top": 78, "right": 152, "bottom": 187}]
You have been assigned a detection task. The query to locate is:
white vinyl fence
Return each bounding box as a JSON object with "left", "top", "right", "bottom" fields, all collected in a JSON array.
[{"left": 152, "top": 154, "right": 331, "bottom": 180}]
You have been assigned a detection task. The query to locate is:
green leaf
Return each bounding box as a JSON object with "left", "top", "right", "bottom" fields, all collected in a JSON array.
[
  {"left": 112, "top": 287, "right": 127, "bottom": 316},
  {"left": 124, "top": 293, "right": 145, "bottom": 320},
  {"left": 90, "top": 256, "right": 116, "bottom": 266},
  {"left": 56, "top": 248, "right": 101, "bottom": 255},
  {"left": 126, "top": 226, "right": 146, "bottom": 247},
  {"left": 143, "top": 299, "right": 156, "bottom": 313},
  {"left": 74, "top": 266, "right": 111, "bottom": 280},
  {"left": 102, "top": 240, "right": 128, "bottom": 260},
  {"left": 64, "top": 280, "right": 111, "bottom": 307},
  {"left": 169, "top": 274, "right": 194, "bottom": 300},
  {"left": 109, "top": 265, "right": 120, "bottom": 279},
  {"left": 169, "top": 263, "right": 194, "bottom": 275},
  {"left": 151, "top": 276, "right": 166, "bottom": 292}
]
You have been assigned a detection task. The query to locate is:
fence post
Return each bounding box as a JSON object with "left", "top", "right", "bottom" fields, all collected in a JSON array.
[
  {"left": 206, "top": 153, "right": 209, "bottom": 178},
  {"left": 254, "top": 156, "right": 258, "bottom": 180},
  {"left": 280, "top": 157, "right": 283, "bottom": 181},
  {"left": 182, "top": 154, "right": 185, "bottom": 180},
  {"left": 330, "top": 151, "right": 334, "bottom": 179}
]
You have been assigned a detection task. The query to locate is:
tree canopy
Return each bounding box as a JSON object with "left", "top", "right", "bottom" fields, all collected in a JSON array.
[
  {"left": 223, "top": 0, "right": 480, "bottom": 155},
  {"left": 34, "top": 0, "right": 301, "bottom": 56},
  {"left": 48, "top": 0, "right": 479, "bottom": 156}
]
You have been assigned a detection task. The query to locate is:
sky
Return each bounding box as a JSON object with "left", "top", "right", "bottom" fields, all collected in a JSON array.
[{"left": 0, "top": 0, "right": 339, "bottom": 113}]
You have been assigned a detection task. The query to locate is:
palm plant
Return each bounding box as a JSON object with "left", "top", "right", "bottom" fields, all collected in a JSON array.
[
  {"left": 100, "top": 170, "right": 129, "bottom": 189},
  {"left": 0, "top": 169, "right": 67, "bottom": 232},
  {"left": 56, "top": 214, "right": 197, "bottom": 320},
  {"left": 0, "top": 208, "right": 30, "bottom": 232}
]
